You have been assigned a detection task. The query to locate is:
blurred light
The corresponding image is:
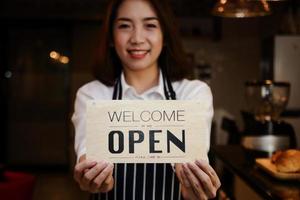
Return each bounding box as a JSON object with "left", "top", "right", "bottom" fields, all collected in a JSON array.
[
  {"left": 236, "top": 13, "right": 246, "bottom": 18},
  {"left": 50, "top": 50, "right": 70, "bottom": 65},
  {"left": 212, "top": 0, "right": 271, "bottom": 18},
  {"left": 266, "top": 80, "right": 272, "bottom": 84},
  {"left": 59, "top": 56, "right": 69, "bottom": 64},
  {"left": 261, "top": 0, "right": 270, "bottom": 11},
  {"left": 50, "top": 51, "right": 60, "bottom": 60},
  {"left": 4, "top": 71, "right": 12, "bottom": 78},
  {"left": 218, "top": 7, "right": 224, "bottom": 12},
  {"left": 251, "top": 0, "right": 288, "bottom": 1}
]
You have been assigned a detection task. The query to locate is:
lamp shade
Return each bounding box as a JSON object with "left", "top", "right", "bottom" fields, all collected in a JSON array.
[{"left": 212, "top": 0, "right": 271, "bottom": 18}]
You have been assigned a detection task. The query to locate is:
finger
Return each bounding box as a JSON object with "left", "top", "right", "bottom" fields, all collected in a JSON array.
[
  {"left": 79, "top": 184, "right": 89, "bottom": 191},
  {"left": 175, "top": 164, "right": 183, "bottom": 183},
  {"left": 196, "top": 160, "right": 221, "bottom": 188},
  {"left": 182, "top": 163, "right": 206, "bottom": 199},
  {"left": 82, "top": 161, "right": 108, "bottom": 187},
  {"left": 104, "top": 164, "right": 114, "bottom": 185},
  {"left": 74, "top": 160, "right": 97, "bottom": 182},
  {"left": 175, "top": 164, "right": 183, "bottom": 184},
  {"left": 187, "top": 162, "right": 216, "bottom": 198},
  {"left": 84, "top": 161, "right": 107, "bottom": 181},
  {"left": 91, "top": 163, "right": 114, "bottom": 191},
  {"left": 175, "top": 164, "right": 191, "bottom": 188},
  {"left": 183, "top": 164, "right": 206, "bottom": 199},
  {"left": 180, "top": 168, "right": 191, "bottom": 187},
  {"left": 195, "top": 160, "right": 218, "bottom": 180}
]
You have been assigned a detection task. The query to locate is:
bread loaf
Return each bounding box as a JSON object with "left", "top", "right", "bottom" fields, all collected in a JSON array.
[{"left": 271, "top": 149, "right": 300, "bottom": 173}]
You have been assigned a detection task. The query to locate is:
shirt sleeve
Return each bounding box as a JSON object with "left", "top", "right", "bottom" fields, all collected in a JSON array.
[
  {"left": 71, "top": 88, "right": 90, "bottom": 163},
  {"left": 71, "top": 81, "right": 112, "bottom": 163}
]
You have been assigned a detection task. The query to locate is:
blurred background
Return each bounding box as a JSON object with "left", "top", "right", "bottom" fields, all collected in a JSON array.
[{"left": 0, "top": 0, "right": 299, "bottom": 199}]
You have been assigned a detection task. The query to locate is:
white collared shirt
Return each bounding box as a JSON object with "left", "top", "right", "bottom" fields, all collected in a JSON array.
[{"left": 71, "top": 71, "right": 213, "bottom": 161}]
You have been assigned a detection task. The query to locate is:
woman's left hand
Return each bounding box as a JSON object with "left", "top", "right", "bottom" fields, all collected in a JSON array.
[{"left": 176, "top": 159, "right": 221, "bottom": 200}]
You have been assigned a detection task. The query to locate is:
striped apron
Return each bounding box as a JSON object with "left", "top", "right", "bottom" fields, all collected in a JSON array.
[{"left": 91, "top": 72, "right": 183, "bottom": 199}]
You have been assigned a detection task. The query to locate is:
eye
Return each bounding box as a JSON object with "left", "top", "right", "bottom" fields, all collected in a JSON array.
[
  {"left": 145, "top": 23, "right": 157, "bottom": 29},
  {"left": 118, "top": 24, "right": 131, "bottom": 29}
]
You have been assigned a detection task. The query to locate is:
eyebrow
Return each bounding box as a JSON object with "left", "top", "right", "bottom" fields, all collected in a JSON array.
[{"left": 116, "top": 17, "right": 159, "bottom": 22}]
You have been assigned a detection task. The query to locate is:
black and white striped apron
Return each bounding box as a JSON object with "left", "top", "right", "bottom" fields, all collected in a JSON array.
[{"left": 91, "top": 72, "right": 183, "bottom": 200}]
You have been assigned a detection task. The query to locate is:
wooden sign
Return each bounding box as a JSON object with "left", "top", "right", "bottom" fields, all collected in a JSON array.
[{"left": 86, "top": 100, "right": 209, "bottom": 163}]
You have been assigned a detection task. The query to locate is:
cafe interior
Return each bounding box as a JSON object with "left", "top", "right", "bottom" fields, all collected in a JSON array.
[{"left": 0, "top": 0, "right": 300, "bottom": 199}]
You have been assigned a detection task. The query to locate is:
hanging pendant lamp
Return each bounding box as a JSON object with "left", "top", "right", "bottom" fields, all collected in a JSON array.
[{"left": 212, "top": 0, "right": 271, "bottom": 18}]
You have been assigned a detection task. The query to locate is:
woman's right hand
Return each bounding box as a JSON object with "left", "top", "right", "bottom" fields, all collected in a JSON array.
[{"left": 74, "top": 154, "right": 114, "bottom": 193}]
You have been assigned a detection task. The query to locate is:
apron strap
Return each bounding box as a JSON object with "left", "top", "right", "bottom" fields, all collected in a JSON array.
[{"left": 112, "top": 71, "right": 176, "bottom": 100}]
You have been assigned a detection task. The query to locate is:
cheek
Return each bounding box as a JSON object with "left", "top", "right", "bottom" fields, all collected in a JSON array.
[
  {"left": 114, "top": 41, "right": 128, "bottom": 60},
  {"left": 113, "top": 33, "right": 128, "bottom": 50},
  {"left": 150, "top": 33, "right": 163, "bottom": 49},
  {"left": 151, "top": 36, "right": 163, "bottom": 54}
]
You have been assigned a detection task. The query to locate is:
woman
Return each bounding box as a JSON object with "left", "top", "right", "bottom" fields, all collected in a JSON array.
[{"left": 72, "top": 0, "right": 221, "bottom": 199}]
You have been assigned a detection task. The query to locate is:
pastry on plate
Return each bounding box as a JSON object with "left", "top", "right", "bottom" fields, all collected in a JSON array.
[{"left": 271, "top": 149, "right": 300, "bottom": 173}]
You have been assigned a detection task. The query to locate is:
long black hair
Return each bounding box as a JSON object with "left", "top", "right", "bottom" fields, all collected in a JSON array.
[{"left": 93, "top": 0, "right": 192, "bottom": 86}]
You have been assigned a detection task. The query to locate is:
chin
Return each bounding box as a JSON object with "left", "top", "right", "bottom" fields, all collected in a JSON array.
[
  {"left": 126, "top": 66, "right": 151, "bottom": 72},
  {"left": 123, "top": 63, "right": 157, "bottom": 72}
]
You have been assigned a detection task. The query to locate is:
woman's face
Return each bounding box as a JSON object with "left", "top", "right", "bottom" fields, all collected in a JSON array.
[{"left": 113, "top": 0, "right": 163, "bottom": 73}]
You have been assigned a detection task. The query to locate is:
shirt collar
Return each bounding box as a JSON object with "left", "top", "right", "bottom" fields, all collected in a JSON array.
[{"left": 120, "top": 69, "right": 165, "bottom": 99}]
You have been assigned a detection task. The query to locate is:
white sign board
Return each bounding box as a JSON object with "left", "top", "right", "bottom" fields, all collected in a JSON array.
[{"left": 86, "top": 100, "right": 209, "bottom": 163}]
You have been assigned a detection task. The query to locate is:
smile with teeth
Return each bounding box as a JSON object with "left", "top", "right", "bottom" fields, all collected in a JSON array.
[{"left": 128, "top": 50, "right": 149, "bottom": 59}]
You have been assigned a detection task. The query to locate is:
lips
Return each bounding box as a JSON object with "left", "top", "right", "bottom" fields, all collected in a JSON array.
[{"left": 127, "top": 49, "right": 149, "bottom": 59}]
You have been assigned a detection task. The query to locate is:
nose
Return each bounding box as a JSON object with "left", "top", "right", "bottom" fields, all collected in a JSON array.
[{"left": 130, "top": 27, "right": 145, "bottom": 44}]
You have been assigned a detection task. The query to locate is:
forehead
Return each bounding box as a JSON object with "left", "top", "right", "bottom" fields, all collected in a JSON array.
[{"left": 116, "top": 0, "right": 158, "bottom": 19}]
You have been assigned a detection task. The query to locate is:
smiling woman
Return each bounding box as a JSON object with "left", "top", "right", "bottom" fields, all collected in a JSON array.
[
  {"left": 93, "top": 0, "right": 190, "bottom": 87},
  {"left": 71, "top": 0, "right": 220, "bottom": 199},
  {"left": 113, "top": 0, "right": 163, "bottom": 78}
]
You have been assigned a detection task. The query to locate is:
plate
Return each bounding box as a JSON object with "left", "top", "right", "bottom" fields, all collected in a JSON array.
[{"left": 255, "top": 158, "right": 300, "bottom": 180}]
